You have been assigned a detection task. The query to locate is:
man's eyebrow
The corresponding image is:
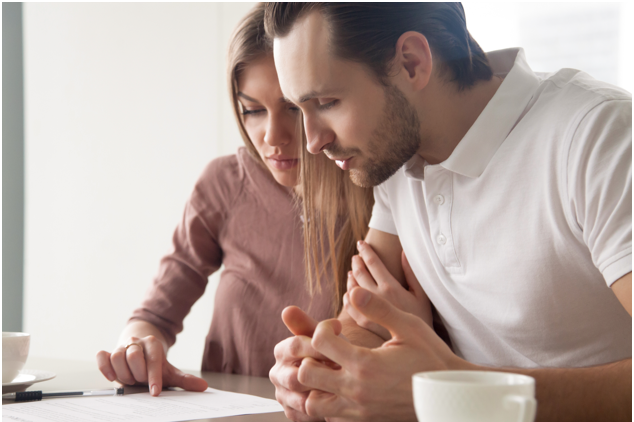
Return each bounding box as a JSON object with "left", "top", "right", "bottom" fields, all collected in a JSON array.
[
  {"left": 297, "top": 90, "right": 338, "bottom": 103},
  {"left": 298, "top": 91, "right": 322, "bottom": 103},
  {"left": 237, "top": 92, "right": 259, "bottom": 103}
]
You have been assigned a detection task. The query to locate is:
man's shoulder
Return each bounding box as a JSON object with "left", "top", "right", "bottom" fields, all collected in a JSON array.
[{"left": 534, "top": 69, "right": 631, "bottom": 112}]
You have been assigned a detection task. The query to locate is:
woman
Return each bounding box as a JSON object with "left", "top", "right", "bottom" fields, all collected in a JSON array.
[{"left": 96, "top": 4, "right": 372, "bottom": 395}]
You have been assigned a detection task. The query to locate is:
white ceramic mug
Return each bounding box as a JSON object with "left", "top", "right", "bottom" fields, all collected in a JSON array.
[
  {"left": 413, "top": 370, "right": 536, "bottom": 422},
  {"left": 2, "top": 332, "right": 31, "bottom": 383}
]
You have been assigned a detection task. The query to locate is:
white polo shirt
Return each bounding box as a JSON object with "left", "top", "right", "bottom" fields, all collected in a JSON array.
[{"left": 369, "top": 48, "right": 632, "bottom": 368}]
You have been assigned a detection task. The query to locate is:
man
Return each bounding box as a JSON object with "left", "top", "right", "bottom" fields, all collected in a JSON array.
[{"left": 264, "top": 3, "right": 632, "bottom": 421}]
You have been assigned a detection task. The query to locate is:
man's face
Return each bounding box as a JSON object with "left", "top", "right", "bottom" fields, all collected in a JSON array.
[{"left": 273, "top": 11, "right": 421, "bottom": 187}]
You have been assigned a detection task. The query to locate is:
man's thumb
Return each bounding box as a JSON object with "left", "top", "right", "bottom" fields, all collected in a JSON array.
[
  {"left": 282, "top": 306, "right": 318, "bottom": 337},
  {"left": 349, "top": 287, "right": 416, "bottom": 339}
]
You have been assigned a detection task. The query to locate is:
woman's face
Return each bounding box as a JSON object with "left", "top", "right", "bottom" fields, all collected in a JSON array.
[{"left": 237, "top": 55, "right": 300, "bottom": 187}]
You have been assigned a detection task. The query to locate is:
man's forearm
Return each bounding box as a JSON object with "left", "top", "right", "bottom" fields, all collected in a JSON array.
[
  {"left": 487, "top": 358, "right": 632, "bottom": 422},
  {"left": 338, "top": 309, "right": 384, "bottom": 348}
]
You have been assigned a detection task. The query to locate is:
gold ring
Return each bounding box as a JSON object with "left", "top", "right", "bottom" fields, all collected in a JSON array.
[{"left": 125, "top": 342, "right": 142, "bottom": 352}]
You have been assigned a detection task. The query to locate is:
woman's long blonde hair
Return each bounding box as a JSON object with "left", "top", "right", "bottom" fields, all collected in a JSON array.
[
  {"left": 299, "top": 128, "right": 374, "bottom": 315},
  {"left": 228, "top": 4, "right": 374, "bottom": 316},
  {"left": 227, "top": 3, "right": 271, "bottom": 166}
]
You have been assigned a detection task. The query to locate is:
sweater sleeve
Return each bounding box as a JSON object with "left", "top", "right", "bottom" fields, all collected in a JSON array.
[{"left": 129, "top": 154, "right": 244, "bottom": 346}]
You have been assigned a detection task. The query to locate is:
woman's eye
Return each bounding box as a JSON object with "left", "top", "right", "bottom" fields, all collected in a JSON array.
[
  {"left": 317, "top": 99, "right": 338, "bottom": 111},
  {"left": 288, "top": 105, "right": 300, "bottom": 113},
  {"left": 242, "top": 109, "right": 266, "bottom": 116}
]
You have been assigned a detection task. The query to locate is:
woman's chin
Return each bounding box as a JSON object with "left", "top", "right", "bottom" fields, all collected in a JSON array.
[{"left": 270, "top": 169, "right": 299, "bottom": 188}]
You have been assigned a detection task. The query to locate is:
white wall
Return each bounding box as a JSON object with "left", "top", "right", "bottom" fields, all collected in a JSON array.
[
  {"left": 464, "top": 2, "right": 633, "bottom": 93},
  {"left": 23, "top": 2, "right": 255, "bottom": 370}
]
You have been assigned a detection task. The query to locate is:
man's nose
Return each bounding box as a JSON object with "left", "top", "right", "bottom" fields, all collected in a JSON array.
[{"left": 304, "top": 115, "right": 333, "bottom": 155}]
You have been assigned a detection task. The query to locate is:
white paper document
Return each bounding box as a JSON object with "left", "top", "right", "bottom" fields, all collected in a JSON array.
[{"left": 2, "top": 388, "right": 284, "bottom": 422}]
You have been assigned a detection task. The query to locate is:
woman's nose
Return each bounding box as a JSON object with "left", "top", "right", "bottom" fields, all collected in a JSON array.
[{"left": 263, "top": 114, "right": 293, "bottom": 147}]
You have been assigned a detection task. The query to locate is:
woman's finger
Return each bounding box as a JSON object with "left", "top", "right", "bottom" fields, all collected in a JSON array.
[
  {"left": 110, "top": 346, "right": 136, "bottom": 385},
  {"left": 351, "top": 255, "right": 378, "bottom": 290},
  {"left": 357, "top": 241, "right": 401, "bottom": 289},
  {"left": 126, "top": 343, "right": 148, "bottom": 384},
  {"left": 347, "top": 271, "right": 359, "bottom": 292},
  {"left": 95, "top": 350, "right": 116, "bottom": 382},
  {"left": 138, "top": 339, "right": 163, "bottom": 395}
]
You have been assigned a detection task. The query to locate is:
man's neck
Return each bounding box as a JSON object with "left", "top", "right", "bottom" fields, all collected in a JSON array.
[{"left": 415, "top": 75, "right": 504, "bottom": 165}]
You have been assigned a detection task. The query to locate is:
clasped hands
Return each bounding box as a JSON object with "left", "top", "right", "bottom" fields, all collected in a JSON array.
[{"left": 270, "top": 241, "right": 469, "bottom": 421}]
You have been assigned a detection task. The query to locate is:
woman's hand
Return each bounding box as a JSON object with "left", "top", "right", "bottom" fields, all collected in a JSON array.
[
  {"left": 96, "top": 335, "right": 208, "bottom": 396},
  {"left": 344, "top": 241, "right": 433, "bottom": 341}
]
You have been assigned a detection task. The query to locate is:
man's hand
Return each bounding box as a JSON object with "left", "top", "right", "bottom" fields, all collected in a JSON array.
[
  {"left": 269, "top": 306, "right": 332, "bottom": 422},
  {"left": 300, "top": 287, "right": 470, "bottom": 421},
  {"left": 96, "top": 335, "right": 208, "bottom": 396},
  {"left": 344, "top": 241, "right": 433, "bottom": 340}
]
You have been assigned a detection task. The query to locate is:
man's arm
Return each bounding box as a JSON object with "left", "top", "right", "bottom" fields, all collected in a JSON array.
[
  {"left": 518, "top": 357, "right": 631, "bottom": 422},
  {"left": 611, "top": 272, "right": 632, "bottom": 315},
  {"left": 511, "top": 272, "right": 632, "bottom": 422}
]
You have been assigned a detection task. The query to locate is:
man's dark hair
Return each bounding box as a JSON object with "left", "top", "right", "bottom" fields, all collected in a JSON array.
[{"left": 264, "top": 2, "right": 493, "bottom": 90}]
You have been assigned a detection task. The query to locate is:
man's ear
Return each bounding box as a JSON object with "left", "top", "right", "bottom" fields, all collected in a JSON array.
[{"left": 391, "top": 31, "right": 433, "bottom": 92}]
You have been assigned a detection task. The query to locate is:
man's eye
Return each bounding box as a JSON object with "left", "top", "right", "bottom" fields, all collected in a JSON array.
[
  {"left": 317, "top": 100, "right": 338, "bottom": 111},
  {"left": 242, "top": 109, "right": 265, "bottom": 116}
]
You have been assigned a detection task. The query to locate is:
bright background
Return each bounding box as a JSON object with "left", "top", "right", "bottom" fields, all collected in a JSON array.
[{"left": 16, "top": 2, "right": 632, "bottom": 371}]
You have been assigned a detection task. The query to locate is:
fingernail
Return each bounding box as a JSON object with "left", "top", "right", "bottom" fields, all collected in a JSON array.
[
  {"left": 357, "top": 240, "right": 364, "bottom": 250},
  {"left": 151, "top": 385, "right": 159, "bottom": 396},
  {"left": 347, "top": 271, "right": 353, "bottom": 279},
  {"left": 353, "top": 288, "right": 371, "bottom": 307}
]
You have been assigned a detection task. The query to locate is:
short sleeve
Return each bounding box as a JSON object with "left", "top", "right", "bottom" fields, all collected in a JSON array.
[
  {"left": 129, "top": 155, "right": 242, "bottom": 345},
  {"left": 368, "top": 183, "right": 398, "bottom": 235},
  {"left": 567, "top": 99, "right": 632, "bottom": 286}
]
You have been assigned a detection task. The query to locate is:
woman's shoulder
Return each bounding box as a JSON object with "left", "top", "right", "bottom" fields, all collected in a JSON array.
[
  {"left": 199, "top": 147, "right": 265, "bottom": 183},
  {"left": 192, "top": 147, "right": 276, "bottom": 209},
  {"left": 189, "top": 149, "right": 245, "bottom": 210}
]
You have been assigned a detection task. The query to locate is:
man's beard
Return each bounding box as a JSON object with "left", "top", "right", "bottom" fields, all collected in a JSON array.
[{"left": 326, "top": 84, "right": 422, "bottom": 188}]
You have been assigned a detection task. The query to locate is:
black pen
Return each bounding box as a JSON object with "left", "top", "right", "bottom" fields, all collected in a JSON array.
[{"left": 2, "top": 387, "right": 124, "bottom": 402}]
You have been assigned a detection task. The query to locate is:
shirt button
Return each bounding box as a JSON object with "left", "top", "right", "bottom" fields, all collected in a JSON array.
[
  {"left": 433, "top": 194, "right": 445, "bottom": 205},
  {"left": 437, "top": 234, "right": 447, "bottom": 245}
]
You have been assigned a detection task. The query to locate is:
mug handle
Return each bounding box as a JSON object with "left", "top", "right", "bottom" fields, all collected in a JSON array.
[{"left": 504, "top": 394, "right": 537, "bottom": 422}]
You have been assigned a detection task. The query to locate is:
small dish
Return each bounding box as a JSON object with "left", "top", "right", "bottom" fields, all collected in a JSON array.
[{"left": 2, "top": 369, "right": 56, "bottom": 394}]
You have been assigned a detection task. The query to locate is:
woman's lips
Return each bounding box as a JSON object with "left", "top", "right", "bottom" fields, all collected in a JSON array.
[{"left": 267, "top": 157, "right": 299, "bottom": 171}]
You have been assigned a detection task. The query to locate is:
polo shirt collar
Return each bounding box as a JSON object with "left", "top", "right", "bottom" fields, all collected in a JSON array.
[{"left": 405, "top": 48, "right": 540, "bottom": 180}]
